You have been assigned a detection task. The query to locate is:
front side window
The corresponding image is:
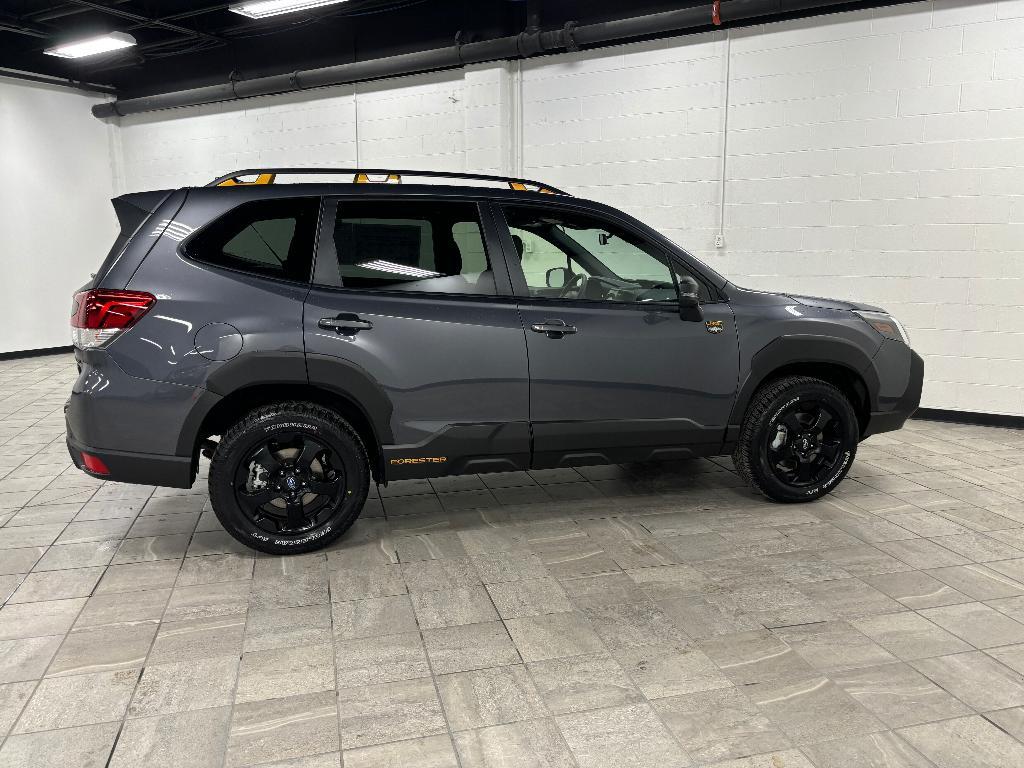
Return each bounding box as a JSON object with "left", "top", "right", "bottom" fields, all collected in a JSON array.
[
  {"left": 502, "top": 206, "right": 697, "bottom": 304},
  {"left": 318, "top": 200, "right": 496, "bottom": 296},
  {"left": 184, "top": 197, "right": 319, "bottom": 282}
]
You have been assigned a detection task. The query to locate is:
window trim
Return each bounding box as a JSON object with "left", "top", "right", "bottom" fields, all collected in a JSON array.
[
  {"left": 179, "top": 195, "right": 324, "bottom": 287},
  {"left": 312, "top": 195, "right": 513, "bottom": 299},
  {"left": 493, "top": 200, "right": 719, "bottom": 308}
]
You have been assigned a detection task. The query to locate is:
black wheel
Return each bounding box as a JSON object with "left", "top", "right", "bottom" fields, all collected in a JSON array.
[
  {"left": 733, "top": 376, "right": 858, "bottom": 503},
  {"left": 209, "top": 402, "right": 370, "bottom": 554}
]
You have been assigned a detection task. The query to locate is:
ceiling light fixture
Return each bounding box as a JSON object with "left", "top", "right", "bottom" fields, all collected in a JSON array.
[
  {"left": 228, "top": 0, "right": 350, "bottom": 19},
  {"left": 44, "top": 31, "right": 136, "bottom": 59}
]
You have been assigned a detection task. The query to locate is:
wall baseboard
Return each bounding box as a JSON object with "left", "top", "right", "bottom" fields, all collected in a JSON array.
[
  {"left": 0, "top": 345, "right": 74, "bottom": 361},
  {"left": 914, "top": 408, "right": 1024, "bottom": 430}
]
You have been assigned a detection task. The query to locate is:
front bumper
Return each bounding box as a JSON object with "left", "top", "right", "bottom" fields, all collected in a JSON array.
[{"left": 862, "top": 348, "right": 924, "bottom": 437}]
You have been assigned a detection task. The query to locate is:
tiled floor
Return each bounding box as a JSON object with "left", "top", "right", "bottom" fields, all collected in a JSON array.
[{"left": 1, "top": 354, "right": 1024, "bottom": 768}]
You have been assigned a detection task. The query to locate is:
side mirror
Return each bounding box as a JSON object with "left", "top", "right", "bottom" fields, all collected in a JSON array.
[
  {"left": 546, "top": 266, "right": 570, "bottom": 289},
  {"left": 678, "top": 276, "right": 702, "bottom": 322}
]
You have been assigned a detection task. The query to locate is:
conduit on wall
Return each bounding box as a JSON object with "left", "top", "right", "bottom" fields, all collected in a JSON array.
[{"left": 93, "top": 0, "right": 886, "bottom": 119}]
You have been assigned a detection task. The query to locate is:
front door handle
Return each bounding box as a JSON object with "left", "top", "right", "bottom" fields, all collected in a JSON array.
[
  {"left": 318, "top": 313, "right": 373, "bottom": 334},
  {"left": 530, "top": 320, "right": 577, "bottom": 339}
]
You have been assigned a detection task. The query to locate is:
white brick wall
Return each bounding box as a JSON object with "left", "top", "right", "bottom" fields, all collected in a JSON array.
[{"left": 112, "top": 0, "right": 1024, "bottom": 416}]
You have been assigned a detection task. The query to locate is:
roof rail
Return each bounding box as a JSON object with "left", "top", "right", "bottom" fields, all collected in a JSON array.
[{"left": 206, "top": 168, "right": 569, "bottom": 195}]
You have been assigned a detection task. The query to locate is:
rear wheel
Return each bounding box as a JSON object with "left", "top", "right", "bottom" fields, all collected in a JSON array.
[
  {"left": 209, "top": 402, "right": 369, "bottom": 554},
  {"left": 733, "top": 376, "right": 858, "bottom": 503}
]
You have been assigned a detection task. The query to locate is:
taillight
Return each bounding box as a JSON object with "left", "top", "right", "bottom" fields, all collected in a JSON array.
[
  {"left": 80, "top": 452, "right": 110, "bottom": 475},
  {"left": 70, "top": 289, "right": 156, "bottom": 349}
]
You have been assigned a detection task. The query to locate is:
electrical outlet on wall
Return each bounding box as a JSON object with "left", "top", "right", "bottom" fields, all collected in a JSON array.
[{"left": 714, "top": 234, "right": 724, "bottom": 248}]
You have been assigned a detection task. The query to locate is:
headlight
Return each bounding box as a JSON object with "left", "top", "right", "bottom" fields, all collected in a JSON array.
[{"left": 855, "top": 310, "right": 910, "bottom": 345}]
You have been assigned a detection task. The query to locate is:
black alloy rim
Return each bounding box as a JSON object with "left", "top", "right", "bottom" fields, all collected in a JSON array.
[
  {"left": 233, "top": 432, "right": 346, "bottom": 535},
  {"left": 766, "top": 399, "right": 847, "bottom": 488}
]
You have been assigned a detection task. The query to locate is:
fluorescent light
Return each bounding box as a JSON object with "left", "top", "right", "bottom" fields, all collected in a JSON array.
[
  {"left": 229, "top": 0, "right": 350, "bottom": 19},
  {"left": 44, "top": 32, "right": 136, "bottom": 59},
  {"left": 358, "top": 260, "right": 440, "bottom": 279}
]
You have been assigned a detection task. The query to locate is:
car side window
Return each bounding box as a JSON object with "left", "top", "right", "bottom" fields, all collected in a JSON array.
[
  {"left": 184, "top": 197, "right": 319, "bottom": 282},
  {"left": 317, "top": 200, "right": 496, "bottom": 296},
  {"left": 502, "top": 205, "right": 695, "bottom": 305}
]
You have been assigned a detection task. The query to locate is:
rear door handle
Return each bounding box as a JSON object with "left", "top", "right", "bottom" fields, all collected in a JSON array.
[
  {"left": 530, "top": 320, "right": 577, "bottom": 339},
  {"left": 318, "top": 313, "right": 373, "bottom": 334}
]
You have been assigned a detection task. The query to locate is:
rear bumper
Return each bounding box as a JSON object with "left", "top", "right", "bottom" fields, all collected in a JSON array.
[
  {"left": 862, "top": 348, "right": 924, "bottom": 437},
  {"left": 66, "top": 431, "right": 194, "bottom": 488},
  {"left": 65, "top": 350, "right": 200, "bottom": 489}
]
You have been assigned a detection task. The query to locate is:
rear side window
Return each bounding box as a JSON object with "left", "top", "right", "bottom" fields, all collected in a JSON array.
[
  {"left": 315, "top": 199, "right": 495, "bottom": 295},
  {"left": 184, "top": 197, "right": 320, "bottom": 282}
]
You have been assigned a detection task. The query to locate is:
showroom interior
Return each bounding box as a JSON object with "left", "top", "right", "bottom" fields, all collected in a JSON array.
[{"left": 1, "top": 0, "right": 1024, "bottom": 766}]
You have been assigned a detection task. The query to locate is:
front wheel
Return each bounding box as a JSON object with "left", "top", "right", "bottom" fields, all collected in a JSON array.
[
  {"left": 209, "top": 402, "right": 370, "bottom": 554},
  {"left": 733, "top": 376, "right": 858, "bottom": 503}
]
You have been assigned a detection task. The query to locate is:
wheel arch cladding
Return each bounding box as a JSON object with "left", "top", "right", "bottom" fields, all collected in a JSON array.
[
  {"left": 730, "top": 335, "right": 878, "bottom": 436},
  {"left": 189, "top": 383, "right": 385, "bottom": 480}
]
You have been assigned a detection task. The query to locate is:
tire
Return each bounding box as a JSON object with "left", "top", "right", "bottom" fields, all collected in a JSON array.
[
  {"left": 733, "top": 376, "right": 858, "bottom": 503},
  {"left": 209, "top": 401, "right": 370, "bottom": 554}
]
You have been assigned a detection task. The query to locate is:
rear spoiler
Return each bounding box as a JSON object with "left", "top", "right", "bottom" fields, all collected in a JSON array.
[
  {"left": 112, "top": 190, "right": 173, "bottom": 235},
  {"left": 93, "top": 190, "right": 173, "bottom": 287}
]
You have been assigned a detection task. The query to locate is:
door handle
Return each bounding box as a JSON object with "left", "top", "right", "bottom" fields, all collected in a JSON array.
[
  {"left": 530, "top": 320, "right": 577, "bottom": 339},
  {"left": 318, "top": 314, "right": 373, "bottom": 334}
]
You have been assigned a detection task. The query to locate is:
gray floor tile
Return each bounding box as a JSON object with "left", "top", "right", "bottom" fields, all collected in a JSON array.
[
  {"left": 129, "top": 655, "right": 239, "bottom": 716},
  {"left": 528, "top": 652, "right": 641, "bottom": 714},
  {"left": 0, "top": 598, "right": 85, "bottom": 640},
  {"left": 862, "top": 570, "right": 973, "bottom": 609},
  {"left": 46, "top": 621, "right": 157, "bottom": 677},
  {"left": 912, "top": 651, "right": 1024, "bottom": 710},
  {"left": 486, "top": 577, "right": 572, "bottom": 619},
  {"left": 337, "top": 677, "right": 446, "bottom": 749},
  {"left": 653, "top": 685, "right": 790, "bottom": 764},
  {"left": 335, "top": 632, "right": 430, "bottom": 688},
  {"left": 331, "top": 565, "right": 406, "bottom": 602},
  {"left": 454, "top": 719, "right": 576, "bottom": 768},
  {"left": 176, "top": 553, "right": 255, "bottom": 586},
  {"left": 73, "top": 587, "right": 171, "bottom": 628},
  {"left": 236, "top": 642, "right": 335, "bottom": 703},
  {"left": 148, "top": 614, "right": 245, "bottom": 664},
  {"left": 0, "top": 721, "right": 119, "bottom": 768},
  {"left": 245, "top": 604, "right": 332, "bottom": 652},
  {"left": 7, "top": 566, "right": 104, "bottom": 603},
  {"left": 699, "top": 629, "right": 817, "bottom": 685},
  {"left": 410, "top": 585, "right": 498, "bottom": 628},
  {"left": 920, "top": 601, "right": 1024, "bottom": 648},
  {"left": 0, "top": 681, "right": 33, "bottom": 738},
  {"left": 436, "top": 664, "right": 545, "bottom": 730},
  {"left": 832, "top": 662, "right": 971, "bottom": 727},
  {"left": 771, "top": 621, "right": 897, "bottom": 672},
  {"left": 343, "top": 734, "right": 457, "bottom": 768},
  {"left": 0, "top": 635, "right": 62, "bottom": 682},
  {"left": 748, "top": 675, "right": 886, "bottom": 745},
  {"left": 899, "top": 715, "right": 1024, "bottom": 768},
  {"left": 505, "top": 611, "right": 606, "bottom": 662},
  {"left": 555, "top": 702, "right": 690, "bottom": 768},
  {"left": 15, "top": 669, "right": 137, "bottom": 733},
  {"left": 422, "top": 621, "right": 521, "bottom": 675},
  {"left": 800, "top": 731, "right": 934, "bottom": 768},
  {"left": 331, "top": 595, "right": 417, "bottom": 641},
  {"left": 851, "top": 611, "right": 973, "bottom": 660},
  {"left": 110, "top": 706, "right": 232, "bottom": 768},
  {"left": 227, "top": 691, "right": 339, "bottom": 768}
]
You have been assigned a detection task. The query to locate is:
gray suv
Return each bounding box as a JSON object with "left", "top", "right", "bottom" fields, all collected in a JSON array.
[{"left": 66, "top": 168, "right": 923, "bottom": 554}]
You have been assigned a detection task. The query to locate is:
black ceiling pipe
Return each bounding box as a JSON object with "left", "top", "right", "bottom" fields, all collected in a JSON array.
[{"left": 92, "top": 0, "right": 886, "bottom": 119}]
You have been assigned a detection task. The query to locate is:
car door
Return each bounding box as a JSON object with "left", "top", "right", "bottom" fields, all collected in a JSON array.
[
  {"left": 304, "top": 195, "right": 530, "bottom": 479},
  {"left": 494, "top": 201, "right": 738, "bottom": 468}
]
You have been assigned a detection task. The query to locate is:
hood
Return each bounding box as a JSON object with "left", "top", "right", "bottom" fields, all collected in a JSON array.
[{"left": 787, "top": 294, "right": 885, "bottom": 312}]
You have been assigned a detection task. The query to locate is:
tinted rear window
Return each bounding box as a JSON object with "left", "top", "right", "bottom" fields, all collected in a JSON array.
[{"left": 185, "top": 197, "right": 320, "bottom": 282}]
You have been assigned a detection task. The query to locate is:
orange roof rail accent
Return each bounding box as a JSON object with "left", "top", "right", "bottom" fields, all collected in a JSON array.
[
  {"left": 355, "top": 173, "right": 402, "bottom": 184},
  {"left": 216, "top": 173, "right": 277, "bottom": 187},
  {"left": 205, "top": 168, "right": 569, "bottom": 195}
]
